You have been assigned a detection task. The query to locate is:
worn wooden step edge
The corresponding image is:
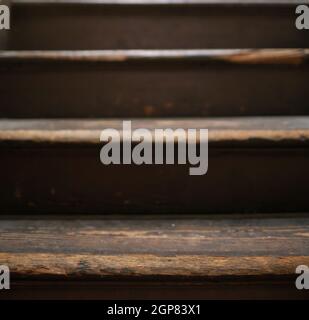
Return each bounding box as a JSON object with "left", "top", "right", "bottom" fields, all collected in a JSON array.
[
  {"left": 0, "top": 117, "right": 309, "bottom": 147},
  {"left": 2, "top": 254, "right": 309, "bottom": 280},
  {"left": 11, "top": 0, "right": 306, "bottom": 6},
  {"left": 1, "top": 49, "right": 309, "bottom": 65},
  {"left": 0, "top": 214, "right": 308, "bottom": 280}
]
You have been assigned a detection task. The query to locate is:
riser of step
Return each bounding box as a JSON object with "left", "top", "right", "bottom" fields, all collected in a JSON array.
[
  {"left": 2, "top": 147, "right": 309, "bottom": 213},
  {"left": 1, "top": 49, "right": 308, "bottom": 118},
  {"left": 1, "top": 117, "right": 309, "bottom": 214},
  {"left": 2, "top": 280, "right": 308, "bottom": 300},
  {"left": 0, "top": 213, "right": 309, "bottom": 299},
  {"left": 6, "top": 1, "right": 308, "bottom": 50}
]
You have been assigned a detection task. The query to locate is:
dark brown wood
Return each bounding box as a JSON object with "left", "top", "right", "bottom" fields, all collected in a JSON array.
[
  {"left": 0, "top": 214, "right": 309, "bottom": 299},
  {"left": 1, "top": 279, "right": 309, "bottom": 300},
  {"left": 0, "top": 49, "right": 308, "bottom": 118},
  {"left": 0, "top": 214, "right": 308, "bottom": 278},
  {"left": 8, "top": 1, "right": 309, "bottom": 50},
  {"left": 0, "top": 117, "right": 309, "bottom": 214},
  {"left": 1, "top": 0, "right": 308, "bottom": 301},
  {"left": 1, "top": 213, "right": 309, "bottom": 258}
]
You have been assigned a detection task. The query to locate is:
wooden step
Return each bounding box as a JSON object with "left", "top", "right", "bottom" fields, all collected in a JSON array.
[
  {"left": 7, "top": 0, "right": 308, "bottom": 50},
  {"left": 1, "top": 49, "right": 308, "bottom": 118},
  {"left": 1, "top": 117, "right": 309, "bottom": 214},
  {"left": 0, "top": 214, "right": 309, "bottom": 299}
]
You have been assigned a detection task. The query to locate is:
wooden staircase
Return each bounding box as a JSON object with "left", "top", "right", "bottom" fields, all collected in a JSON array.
[{"left": 0, "top": 0, "right": 309, "bottom": 299}]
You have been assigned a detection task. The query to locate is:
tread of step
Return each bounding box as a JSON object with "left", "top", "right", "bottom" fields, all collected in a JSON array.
[
  {"left": 0, "top": 116, "right": 309, "bottom": 214},
  {"left": 1, "top": 49, "right": 308, "bottom": 118},
  {"left": 11, "top": 1, "right": 307, "bottom": 4},
  {"left": 1, "top": 116, "right": 309, "bottom": 146},
  {"left": 0, "top": 214, "right": 309, "bottom": 299},
  {"left": 7, "top": 0, "right": 308, "bottom": 50},
  {"left": 2, "top": 48, "right": 309, "bottom": 62}
]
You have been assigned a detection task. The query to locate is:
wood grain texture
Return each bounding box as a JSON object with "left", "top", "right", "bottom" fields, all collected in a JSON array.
[
  {"left": 1, "top": 214, "right": 309, "bottom": 256},
  {"left": 0, "top": 214, "right": 309, "bottom": 279},
  {"left": 2, "top": 253, "right": 309, "bottom": 279}
]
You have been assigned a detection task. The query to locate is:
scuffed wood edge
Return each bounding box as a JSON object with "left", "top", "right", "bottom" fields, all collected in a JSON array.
[
  {"left": 0, "top": 253, "right": 308, "bottom": 279},
  {"left": 11, "top": 0, "right": 306, "bottom": 6},
  {"left": 0, "top": 49, "right": 308, "bottom": 65},
  {"left": 0, "top": 129, "right": 309, "bottom": 146}
]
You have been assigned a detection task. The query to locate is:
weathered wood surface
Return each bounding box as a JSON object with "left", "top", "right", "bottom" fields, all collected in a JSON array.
[
  {"left": 0, "top": 117, "right": 309, "bottom": 214},
  {"left": 11, "top": 1, "right": 308, "bottom": 4},
  {"left": 0, "top": 214, "right": 309, "bottom": 279},
  {"left": 0, "top": 50, "right": 308, "bottom": 117},
  {"left": 2, "top": 253, "right": 309, "bottom": 278},
  {"left": 1, "top": 214, "right": 309, "bottom": 299},
  {"left": 2, "top": 49, "right": 309, "bottom": 64},
  {"left": 0, "top": 117, "right": 309, "bottom": 146},
  {"left": 8, "top": 2, "right": 308, "bottom": 50}
]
